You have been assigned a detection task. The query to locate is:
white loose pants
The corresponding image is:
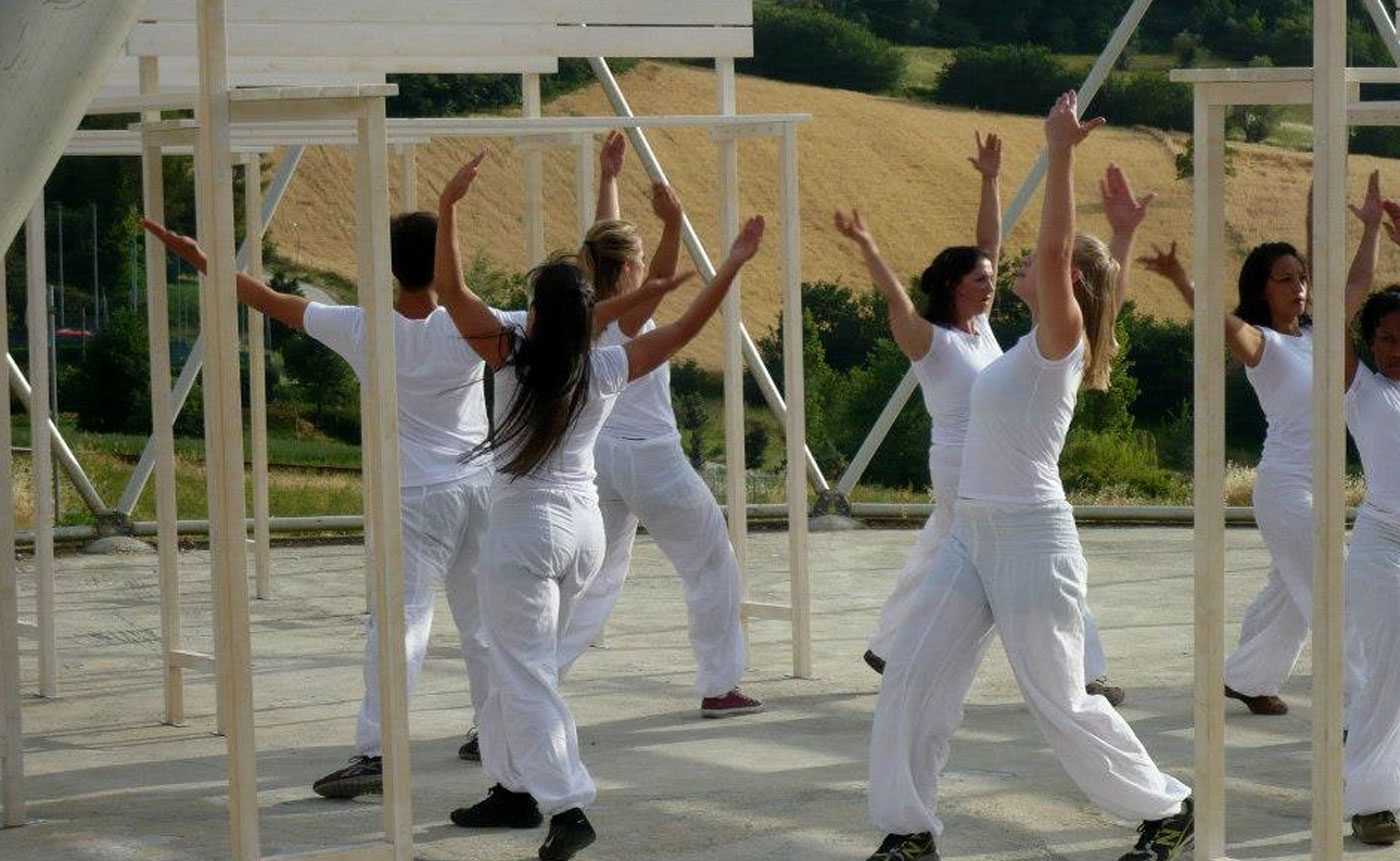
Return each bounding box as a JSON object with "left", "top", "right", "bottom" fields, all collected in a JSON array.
[
  {"left": 356, "top": 478, "right": 493, "bottom": 757},
  {"left": 1224, "top": 469, "right": 1313, "bottom": 696},
  {"left": 559, "top": 435, "right": 746, "bottom": 697},
  {"left": 1344, "top": 513, "right": 1400, "bottom": 817},
  {"left": 866, "top": 453, "right": 1109, "bottom": 681},
  {"left": 477, "top": 488, "right": 605, "bottom": 816},
  {"left": 868, "top": 500, "right": 1189, "bottom": 835}
]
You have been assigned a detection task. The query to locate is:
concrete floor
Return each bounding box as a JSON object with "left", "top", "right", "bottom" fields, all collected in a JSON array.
[{"left": 1, "top": 525, "right": 1394, "bottom": 861}]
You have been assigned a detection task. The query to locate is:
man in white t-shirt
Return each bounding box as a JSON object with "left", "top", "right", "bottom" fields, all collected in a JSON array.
[{"left": 142, "top": 214, "right": 494, "bottom": 800}]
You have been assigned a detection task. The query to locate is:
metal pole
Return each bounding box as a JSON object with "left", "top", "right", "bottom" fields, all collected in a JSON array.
[
  {"left": 91, "top": 201, "right": 99, "bottom": 329},
  {"left": 55, "top": 201, "right": 64, "bottom": 329}
]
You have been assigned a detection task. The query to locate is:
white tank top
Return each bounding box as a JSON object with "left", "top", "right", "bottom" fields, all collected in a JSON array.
[
  {"left": 597, "top": 319, "right": 681, "bottom": 444},
  {"left": 911, "top": 314, "right": 1004, "bottom": 452},
  {"left": 957, "top": 330, "right": 1084, "bottom": 504},
  {"left": 1245, "top": 327, "right": 1312, "bottom": 482}
]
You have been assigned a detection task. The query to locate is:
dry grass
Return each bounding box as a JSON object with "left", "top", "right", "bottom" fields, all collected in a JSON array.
[
  {"left": 269, "top": 62, "right": 1400, "bottom": 369},
  {"left": 1222, "top": 462, "right": 1367, "bottom": 508}
]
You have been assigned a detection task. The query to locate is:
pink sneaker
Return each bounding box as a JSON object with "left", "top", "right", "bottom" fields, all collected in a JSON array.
[{"left": 700, "top": 689, "right": 765, "bottom": 718}]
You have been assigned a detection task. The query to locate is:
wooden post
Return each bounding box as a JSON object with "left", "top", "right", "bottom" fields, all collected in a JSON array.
[
  {"left": 0, "top": 234, "right": 24, "bottom": 827},
  {"left": 1312, "top": 0, "right": 1348, "bottom": 856},
  {"left": 243, "top": 154, "right": 272, "bottom": 600},
  {"left": 1191, "top": 89, "right": 1228, "bottom": 861},
  {"left": 194, "top": 1, "right": 257, "bottom": 856},
  {"left": 522, "top": 73, "right": 545, "bottom": 266},
  {"left": 25, "top": 201, "right": 56, "bottom": 699},
  {"left": 396, "top": 144, "right": 417, "bottom": 213},
  {"left": 778, "top": 125, "right": 811, "bottom": 678},
  {"left": 356, "top": 97, "right": 414, "bottom": 859},
  {"left": 715, "top": 58, "right": 749, "bottom": 614},
  {"left": 140, "top": 56, "right": 186, "bottom": 725},
  {"left": 574, "top": 132, "right": 594, "bottom": 239}
]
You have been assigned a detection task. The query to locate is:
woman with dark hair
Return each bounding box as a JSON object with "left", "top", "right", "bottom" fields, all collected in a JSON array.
[
  {"left": 861, "top": 93, "right": 1192, "bottom": 861},
  {"left": 432, "top": 151, "right": 765, "bottom": 860},
  {"left": 834, "top": 134, "right": 1148, "bottom": 705},
  {"left": 1341, "top": 204, "right": 1400, "bottom": 844},
  {"left": 1139, "top": 172, "right": 1383, "bottom": 717}
]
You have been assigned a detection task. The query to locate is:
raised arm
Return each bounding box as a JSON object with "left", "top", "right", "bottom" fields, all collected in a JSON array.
[
  {"left": 1101, "top": 163, "right": 1156, "bottom": 313},
  {"left": 834, "top": 209, "right": 932, "bottom": 359},
  {"left": 1137, "top": 241, "right": 1266, "bottom": 366},
  {"left": 435, "top": 151, "right": 512, "bottom": 369},
  {"left": 141, "top": 218, "right": 309, "bottom": 330},
  {"left": 595, "top": 130, "right": 625, "bottom": 224},
  {"left": 1035, "top": 92, "right": 1104, "bottom": 362},
  {"left": 968, "top": 132, "right": 1002, "bottom": 260},
  {"left": 1346, "top": 178, "right": 1391, "bottom": 386},
  {"left": 617, "top": 182, "right": 685, "bottom": 337},
  {"left": 624, "top": 216, "right": 764, "bottom": 381}
]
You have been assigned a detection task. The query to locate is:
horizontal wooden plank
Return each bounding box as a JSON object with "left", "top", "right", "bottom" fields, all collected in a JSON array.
[
  {"left": 168, "top": 649, "right": 215, "bottom": 671},
  {"left": 742, "top": 601, "right": 792, "bottom": 622},
  {"left": 103, "top": 54, "right": 554, "bottom": 94},
  {"left": 138, "top": 0, "right": 752, "bottom": 27},
  {"left": 128, "top": 23, "right": 754, "bottom": 60}
]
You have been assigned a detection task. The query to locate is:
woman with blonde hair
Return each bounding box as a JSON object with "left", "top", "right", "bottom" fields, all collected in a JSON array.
[{"left": 861, "top": 93, "right": 1192, "bottom": 861}]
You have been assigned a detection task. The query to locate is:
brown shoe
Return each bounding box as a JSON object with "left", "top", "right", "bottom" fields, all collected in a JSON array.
[
  {"left": 1353, "top": 811, "right": 1400, "bottom": 845},
  {"left": 1086, "top": 676, "right": 1126, "bottom": 708},
  {"left": 1225, "top": 685, "right": 1288, "bottom": 715}
]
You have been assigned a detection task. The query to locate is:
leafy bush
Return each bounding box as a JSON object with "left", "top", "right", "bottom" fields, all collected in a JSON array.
[
  {"left": 69, "top": 310, "right": 151, "bottom": 433},
  {"left": 386, "top": 60, "right": 637, "bottom": 119},
  {"left": 740, "top": 3, "right": 906, "bottom": 93},
  {"left": 671, "top": 358, "right": 723, "bottom": 401},
  {"left": 745, "top": 420, "right": 770, "bottom": 470},
  {"left": 1060, "top": 429, "right": 1188, "bottom": 502},
  {"left": 674, "top": 391, "right": 708, "bottom": 469},
  {"left": 933, "top": 45, "right": 1076, "bottom": 115},
  {"left": 1094, "top": 71, "right": 1192, "bottom": 132}
]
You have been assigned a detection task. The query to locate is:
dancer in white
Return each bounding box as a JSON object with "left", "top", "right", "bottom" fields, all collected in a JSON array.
[
  {"left": 1339, "top": 200, "right": 1400, "bottom": 846},
  {"left": 837, "top": 135, "right": 1150, "bottom": 706},
  {"left": 861, "top": 93, "right": 1192, "bottom": 861},
  {"left": 556, "top": 132, "right": 760, "bottom": 717},
  {"left": 142, "top": 214, "right": 495, "bottom": 800},
  {"left": 433, "top": 151, "right": 766, "bottom": 860},
  {"left": 1140, "top": 173, "right": 1382, "bottom": 716}
]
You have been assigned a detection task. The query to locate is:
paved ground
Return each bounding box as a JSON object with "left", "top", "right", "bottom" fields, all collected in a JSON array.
[{"left": 1, "top": 525, "right": 1393, "bottom": 861}]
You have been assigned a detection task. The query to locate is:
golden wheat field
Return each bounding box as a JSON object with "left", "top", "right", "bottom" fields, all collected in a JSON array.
[{"left": 267, "top": 61, "right": 1400, "bottom": 369}]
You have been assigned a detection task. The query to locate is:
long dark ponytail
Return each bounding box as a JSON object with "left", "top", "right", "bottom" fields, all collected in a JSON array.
[{"left": 464, "top": 254, "right": 596, "bottom": 477}]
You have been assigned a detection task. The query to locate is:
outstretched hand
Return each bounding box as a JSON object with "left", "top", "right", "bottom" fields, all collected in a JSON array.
[
  {"left": 650, "top": 182, "right": 683, "bottom": 226},
  {"left": 639, "top": 269, "right": 696, "bottom": 299},
  {"left": 600, "top": 130, "right": 627, "bottom": 179},
  {"left": 833, "top": 209, "right": 873, "bottom": 246},
  {"left": 1349, "top": 170, "right": 1385, "bottom": 228},
  {"left": 1045, "top": 91, "right": 1106, "bottom": 151},
  {"left": 141, "top": 218, "right": 208, "bottom": 274},
  {"left": 968, "top": 132, "right": 1002, "bottom": 179},
  {"left": 728, "top": 216, "right": 766, "bottom": 263},
  {"left": 1136, "top": 241, "right": 1188, "bottom": 286},
  {"left": 1101, "top": 164, "right": 1155, "bottom": 234},
  {"left": 440, "top": 149, "right": 488, "bottom": 206}
]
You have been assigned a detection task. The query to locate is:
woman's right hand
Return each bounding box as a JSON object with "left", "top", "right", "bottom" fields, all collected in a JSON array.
[
  {"left": 141, "top": 219, "right": 209, "bottom": 273},
  {"left": 1044, "top": 90, "right": 1106, "bottom": 152},
  {"left": 727, "top": 216, "right": 766, "bottom": 264},
  {"left": 600, "top": 130, "right": 626, "bottom": 179},
  {"left": 1137, "top": 241, "right": 1190, "bottom": 290},
  {"left": 833, "top": 209, "right": 873, "bottom": 247},
  {"left": 650, "top": 182, "right": 683, "bottom": 227},
  {"left": 440, "top": 150, "right": 488, "bottom": 207},
  {"left": 968, "top": 131, "right": 1002, "bottom": 179}
]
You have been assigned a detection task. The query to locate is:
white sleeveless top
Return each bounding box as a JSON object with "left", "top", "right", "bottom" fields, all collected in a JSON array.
[
  {"left": 910, "top": 314, "right": 1004, "bottom": 456},
  {"left": 1245, "top": 327, "right": 1312, "bottom": 482},
  {"left": 958, "top": 330, "right": 1084, "bottom": 504},
  {"left": 597, "top": 319, "right": 681, "bottom": 444}
]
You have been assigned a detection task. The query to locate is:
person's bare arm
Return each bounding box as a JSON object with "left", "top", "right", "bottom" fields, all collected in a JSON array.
[
  {"left": 834, "top": 209, "right": 932, "bottom": 359},
  {"left": 618, "top": 182, "right": 685, "bottom": 337},
  {"left": 1101, "top": 163, "right": 1156, "bottom": 313},
  {"left": 434, "top": 151, "right": 512, "bottom": 369},
  {"left": 141, "top": 218, "right": 309, "bottom": 330},
  {"left": 624, "top": 217, "right": 764, "bottom": 381},
  {"left": 968, "top": 132, "right": 1002, "bottom": 260},
  {"left": 595, "top": 130, "right": 625, "bottom": 224},
  {"left": 1137, "top": 240, "right": 1265, "bottom": 367}
]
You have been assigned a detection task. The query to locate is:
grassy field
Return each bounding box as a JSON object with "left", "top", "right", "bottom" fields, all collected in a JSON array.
[{"left": 267, "top": 61, "right": 1400, "bottom": 372}]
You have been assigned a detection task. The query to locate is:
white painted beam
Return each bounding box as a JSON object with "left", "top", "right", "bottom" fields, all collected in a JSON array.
[
  {"left": 0, "top": 229, "right": 24, "bottom": 828},
  {"left": 25, "top": 203, "right": 57, "bottom": 699}
]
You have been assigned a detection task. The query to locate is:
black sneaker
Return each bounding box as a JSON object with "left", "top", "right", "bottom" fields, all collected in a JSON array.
[
  {"left": 1118, "top": 797, "right": 1194, "bottom": 861},
  {"left": 866, "top": 831, "right": 937, "bottom": 860},
  {"left": 1086, "top": 676, "right": 1127, "bottom": 708},
  {"left": 458, "top": 726, "right": 480, "bottom": 762},
  {"left": 539, "top": 807, "right": 596, "bottom": 860},
  {"left": 1352, "top": 810, "right": 1400, "bottom": 845},
  {"left": 864, "top": 650, "right": 887, "bottom": 675},
  {"left": 312, "top": 755, "right": 382, "bottom": 799},
  {"left": 450, "top": 783, "right": 544, "bottom": 828}
]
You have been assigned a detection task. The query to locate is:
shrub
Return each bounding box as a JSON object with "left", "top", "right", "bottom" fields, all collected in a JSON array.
[
  {"left": 1094, "top": 71, "right": 1192, "bottom": 133},
  {"left": 740, "top": 3, "right": 906, "bottom": 93},
  {"left": 1173, "top": 30, "right": 1202, "bottom": 66},
  {"left": 744, "top": 420, "right": 770, "bottom": 471},
  {"left": 671, "top": 358, "right": 723, "bottom": 401},
  {"left": 674, "top": 391, "right": 709, "bottom": 469},
  {"left": 933, "top": 44, "right": 1076, "bottom": 116},
  {"left": 69, "top": 310, "right": 151, "bottom": 433},
  {"left": 1060, "top": 429, "right": 1187, "bottom": 502}
]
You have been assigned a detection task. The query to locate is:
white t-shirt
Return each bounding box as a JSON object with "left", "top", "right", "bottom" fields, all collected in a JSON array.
[
  {"left": 302, "top": 302, "right": 491, "bottom": 489},
  {"left": 1245, "top": 327, "right": 1313, "bottom": 482},
  {"left": 1346, "top": 364, "right": 1400, "bottom": 527},
  {"left": 911, "top": 314, "right": 1004, "bottom": 453},
  {"left": 488, "top": 309, "right": 631, "bottom": 497},
  {"left": 957, "top": 330, "right": 1084, "bottom": 504},
  {"left": 598, "top": 319, "right": 681, "bottom": 444}
]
